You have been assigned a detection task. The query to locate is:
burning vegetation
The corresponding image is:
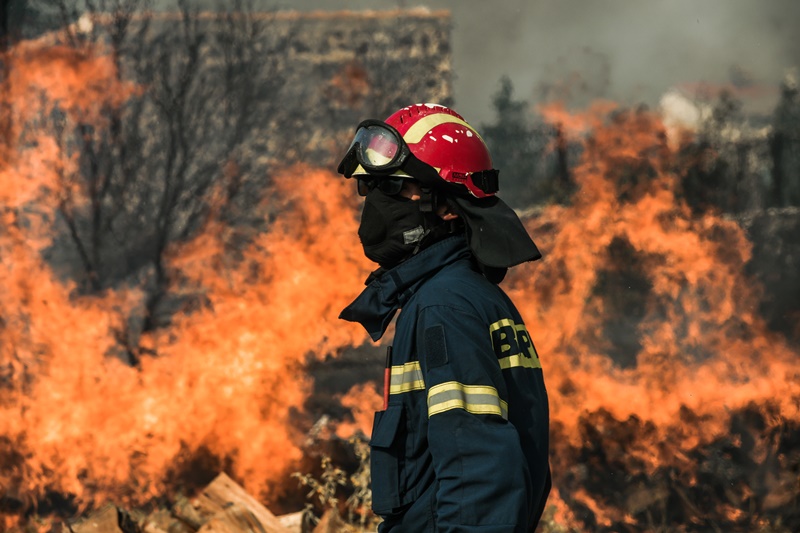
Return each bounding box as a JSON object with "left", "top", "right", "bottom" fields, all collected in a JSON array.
[
  {"left": 508, "top": 104, "right": 800, "bottom": 531},
  {"left": 2, "top": 3, "right": 800, "bottom": 533}
]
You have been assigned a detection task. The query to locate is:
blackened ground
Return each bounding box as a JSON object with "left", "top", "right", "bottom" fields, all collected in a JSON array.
[{"left": 552, "top": 402, "right": 800, "bottom": 532}]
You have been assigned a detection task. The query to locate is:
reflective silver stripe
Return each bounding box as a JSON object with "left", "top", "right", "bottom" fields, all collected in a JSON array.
[
  {"left": 427, "top": 382, "right": 508, "bottom": 419},
  {"left": 390, "top": 361, "right": 425, "bottom": 394}
]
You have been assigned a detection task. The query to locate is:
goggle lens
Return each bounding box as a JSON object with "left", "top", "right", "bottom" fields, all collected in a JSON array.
[{"left": 353, "top": 125, "right": 400, "bottom": 168}]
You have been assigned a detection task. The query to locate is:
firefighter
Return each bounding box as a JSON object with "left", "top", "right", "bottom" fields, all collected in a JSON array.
[{"left": 338, "top": 104, "right": 551, "bottom": 532}]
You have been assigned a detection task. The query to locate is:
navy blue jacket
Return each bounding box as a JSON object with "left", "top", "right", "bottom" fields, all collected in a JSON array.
[{"left": 341, "top": 236, "right": 550, "bottom": 533}]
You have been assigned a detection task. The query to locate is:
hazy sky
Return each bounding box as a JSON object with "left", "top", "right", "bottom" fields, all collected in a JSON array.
[{"left": 174, "top": 1, "right": 800, "bottom": 124}]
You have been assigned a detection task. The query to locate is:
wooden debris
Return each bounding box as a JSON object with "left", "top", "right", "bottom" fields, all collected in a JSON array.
[
  {"left": 172, "top": 495, "right": 207, "bottom": 530},
  {"left": 139, "top": 509, "right": 170, "bottom": 533},
  {"left": 196, "top": 502, "right": 272, "bottom": 533},
  {"left": 67, "top": 503, "right": 138, "bottom": 533},
  {"left": 190, "top": 473, "right": 290, "bottom": 533},
  {"left": 275, "top": 511, "right": 305, "bottom": 533},
  {"left": 58, "top": 473, "right": 307, "bottom": 533},
  {"left": 69, "top": 504, "right": 123, "bottom": 533},
  {"left": 141, "top": 508, "right": 194, "bottom": 533},
  {"left": 311, "top": 510, "right": 357, "bottom": 533}
]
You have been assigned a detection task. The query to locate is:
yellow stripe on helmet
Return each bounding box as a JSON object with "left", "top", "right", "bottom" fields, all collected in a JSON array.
[{"left": 403, "top": 114, "right": 486, "bottom": 145}]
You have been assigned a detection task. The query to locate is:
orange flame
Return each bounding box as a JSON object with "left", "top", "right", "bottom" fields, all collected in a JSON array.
[
  {"left": 3, "top": 28, "right": 799, "bottom": 533},
  {"left": 507, "top": 103, "right": 800, "bottom": 527},
  {"left": 335, "top": 383, "right": 383, "bottom": 440},
  {"left": 1, "top": 35, "right": 373, "bottom": 522},
  {"left": 1, "top": 40, "right": 136, "bottom": 212},
  {"left": 0, "top": 168, "right": 372, "bottom": 514}
]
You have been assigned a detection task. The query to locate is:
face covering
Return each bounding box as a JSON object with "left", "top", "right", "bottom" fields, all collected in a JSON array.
[{"left": 358, "top": 188, "right": 428, "bottom": 269}]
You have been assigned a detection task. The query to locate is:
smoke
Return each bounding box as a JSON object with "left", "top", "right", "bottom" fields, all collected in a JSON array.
[
  {"left": 17, "top": 1, "right": 799, "bottom": 123},
  {"left": 162, "top": 0, "right": 800, "bottom": 124}
]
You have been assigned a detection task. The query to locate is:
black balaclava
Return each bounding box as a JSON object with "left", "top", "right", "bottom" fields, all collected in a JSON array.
[{"left": 358, "top": 187, "right": 433, "bottom": 269}]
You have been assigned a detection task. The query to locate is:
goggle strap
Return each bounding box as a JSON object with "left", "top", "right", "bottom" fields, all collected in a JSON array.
[
  {"left": 471, "top": 170, "right": 499, "bottom": 195},
  {"left": 419, "top": 189, "right": 436, "bottom": 213},
  {"left": 337, "top": 147, "right": 359, "bottom": 177}
]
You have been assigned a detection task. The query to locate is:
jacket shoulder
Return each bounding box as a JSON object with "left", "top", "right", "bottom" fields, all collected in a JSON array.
[{"left": 413, "top": 260, "right": 504, "bottom": 313}]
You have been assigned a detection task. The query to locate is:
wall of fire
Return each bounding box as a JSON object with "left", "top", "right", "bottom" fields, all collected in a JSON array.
[{"left": 2, "top": 5, "right": 800, "bottom": 532}]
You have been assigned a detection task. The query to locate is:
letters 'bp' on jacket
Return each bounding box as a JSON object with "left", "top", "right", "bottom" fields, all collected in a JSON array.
[{"left": 340, "top": 236, "right": 551, "bottom": 532}]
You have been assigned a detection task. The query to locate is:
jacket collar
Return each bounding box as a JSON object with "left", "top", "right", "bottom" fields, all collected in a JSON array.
[{"left": 339, "top": 236, "right": 471, "bottom": 341}]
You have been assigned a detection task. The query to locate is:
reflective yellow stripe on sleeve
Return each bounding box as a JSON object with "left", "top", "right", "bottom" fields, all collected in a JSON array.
[
  {"left": 390, "top": 361, "right": 425, "bottom": 394},
  {"left": 427, "top": 382, "right": 508, "bottom": 419}
]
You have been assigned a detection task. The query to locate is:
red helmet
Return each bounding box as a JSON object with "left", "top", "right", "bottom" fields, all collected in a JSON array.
[{"left": 338, "top": 103, "right": 499, "bottom": 198}]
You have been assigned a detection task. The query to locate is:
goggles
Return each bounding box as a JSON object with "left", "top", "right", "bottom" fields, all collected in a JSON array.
[
  {"left": 337, "top": 120, "right": 415, "bottom": 178},
  {"left": 337, "top": 119, "right": 500, "bottom": 198}
]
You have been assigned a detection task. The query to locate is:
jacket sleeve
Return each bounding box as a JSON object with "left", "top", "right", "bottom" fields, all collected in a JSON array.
[{"left": 417, "top": 304, "right": 531, "bottom": 533}]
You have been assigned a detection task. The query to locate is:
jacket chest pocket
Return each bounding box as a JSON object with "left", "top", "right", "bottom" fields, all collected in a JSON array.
[{"left": 369, "top": 404, "right": 404, "bottom": 514}]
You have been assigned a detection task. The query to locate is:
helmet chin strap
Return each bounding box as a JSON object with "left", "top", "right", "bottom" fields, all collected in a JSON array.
[
  {"left": 412, "top": 192, "right": 463, "bottom": 256},
  {"left": 419, "top": 187, "right": 437, "bottom": 213},
  {"left": 412, "top": 190, "right": 435, "bottom": 255}
]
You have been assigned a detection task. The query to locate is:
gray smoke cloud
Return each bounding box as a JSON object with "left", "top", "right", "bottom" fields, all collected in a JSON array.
[{"left": 119, "top": 0, "right": 800, "bottom": 123}]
